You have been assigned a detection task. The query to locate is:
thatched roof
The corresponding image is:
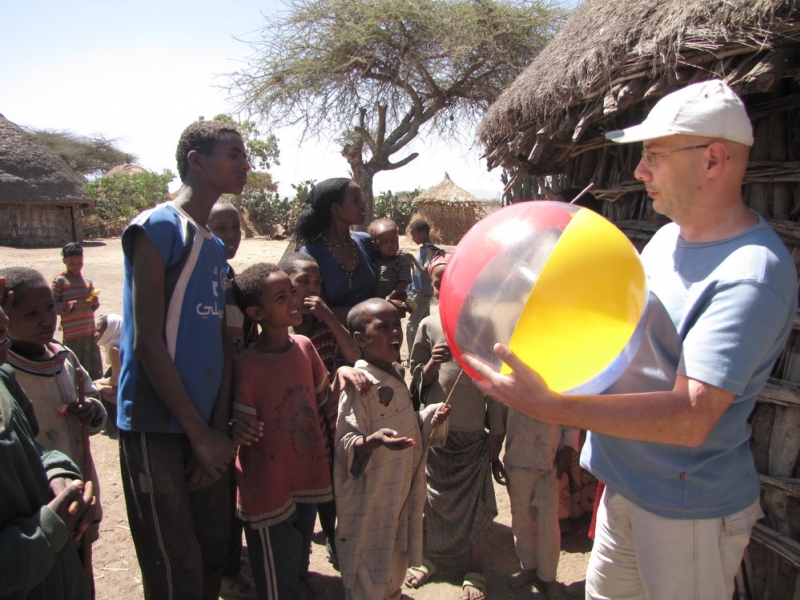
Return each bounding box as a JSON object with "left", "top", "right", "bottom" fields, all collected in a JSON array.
[
  {"left": 104, "top": 163, "right": 146, "bottom": 177},
  {"left": 478, "top": 0, "right": 800, "bottom": 176},
  {"left": 413, "top": 173, "right": 487, "bottom": 206},
  {"left": 0, "top": 114, "right": 91, "bottom": 206}
]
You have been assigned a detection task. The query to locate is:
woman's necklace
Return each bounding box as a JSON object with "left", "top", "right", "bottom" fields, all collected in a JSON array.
[{"left": 323, "top": 234, "right": 358, "bottom": 289}]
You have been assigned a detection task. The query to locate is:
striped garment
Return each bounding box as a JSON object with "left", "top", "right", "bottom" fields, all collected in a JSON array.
[{"left": 52, "top": 272, "right": 96, "bottom": 342}]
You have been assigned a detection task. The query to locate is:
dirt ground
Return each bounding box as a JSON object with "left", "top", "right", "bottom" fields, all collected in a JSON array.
[{"left": 4, "top": 235, "right": 590, "bottom": 599}]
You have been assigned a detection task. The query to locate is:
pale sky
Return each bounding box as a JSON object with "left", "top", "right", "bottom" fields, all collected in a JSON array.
[{"left": 0, "top": 0, "right": 512, "bottom": 199}]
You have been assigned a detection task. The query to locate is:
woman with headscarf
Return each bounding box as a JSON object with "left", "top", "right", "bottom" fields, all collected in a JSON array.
[
  {"left": 93, "top": 313, "right": 122, "bottom": 438},
  {"left": 293, "top": 178, "right": 377, "bottom": 324}
]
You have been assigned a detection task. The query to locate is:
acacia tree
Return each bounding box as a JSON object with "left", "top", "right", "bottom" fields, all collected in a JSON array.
[
  {"left": 228, "top": 0, "right": 566, "bottom": 222},
  {"left": 28, "top": 128, "right": 135, "bottom": 180}
]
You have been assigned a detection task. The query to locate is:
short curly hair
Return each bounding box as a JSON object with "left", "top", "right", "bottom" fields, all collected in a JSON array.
[
  {"left": 0, "top": 267, "right": 48, "bottom": 304},
  {"left": 175, "top": 120, "right": 242, "bottom": 183},
  {"left": 347, "top": 298, "right": 396, "bottom": 335},
  {"left": 233, "top": 263, "right": 281, "bottom": 311}
]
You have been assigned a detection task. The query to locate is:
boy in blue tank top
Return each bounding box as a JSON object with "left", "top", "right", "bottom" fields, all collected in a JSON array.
[{"left": 117, "top": 120, "right": 250, "bottom": 599}]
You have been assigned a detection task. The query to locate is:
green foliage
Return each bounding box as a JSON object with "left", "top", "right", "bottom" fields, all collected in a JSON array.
[
  {"left": 235, "top": 179, "right": 316, "bottom": 236},
  {"left": 84, "top": 170, "right": 174, "bottom": 237},
  {"left": 209, "top": 113, "right": 280, "bottom": 172},
  {"left": 372, "top": 188, "right": 423, "bottom": 233},
  {"left": 29, "top": 128, "right": 136, "bottom": 180}
]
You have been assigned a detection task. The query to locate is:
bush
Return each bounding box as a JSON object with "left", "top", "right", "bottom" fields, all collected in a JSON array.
[
  {"left": 234, "top": 189, "right": 301, "bottom": 237},
  {"left": 84, "top": 170, "right": 174, "bottom": 238},
  {"left": 373, "top": 188, "right": 422, "bottom": 233}
]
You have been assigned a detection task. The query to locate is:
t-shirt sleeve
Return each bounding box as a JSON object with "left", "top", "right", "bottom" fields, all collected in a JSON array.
[{"left": 680, "top": 280, "right": 793, "bottom": 397}]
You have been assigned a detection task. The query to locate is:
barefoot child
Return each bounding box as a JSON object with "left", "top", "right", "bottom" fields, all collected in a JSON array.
[
  {"left": 405, "top": 254, "right": 503, "bottom": 600},
  {"left": 229, "top": 263, "right": 337, "bottom": 600},
  {"left": 335, "top": 298, "right": 450, "bottom": 600},
  {"left": 279, "top": 252, "right": 364, "bottom": 570},
  {"left": 52, "top": 242, "right": 103, "bottom": 379}
]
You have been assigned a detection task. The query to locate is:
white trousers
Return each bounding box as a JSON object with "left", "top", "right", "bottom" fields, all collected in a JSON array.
[{"left": 586, "top": 488, "right": 762, "bottom": 600}]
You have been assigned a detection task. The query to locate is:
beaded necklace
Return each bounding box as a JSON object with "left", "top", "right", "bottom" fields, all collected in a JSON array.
[{"left": 323, "top": 234, "right": 358, "bottom": 289}]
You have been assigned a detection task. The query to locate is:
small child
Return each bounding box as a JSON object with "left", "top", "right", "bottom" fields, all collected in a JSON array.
[
  {"left": 405, "top": 218, "right": 442, "bottom": 355},
  {"left": 279, "top": 251, "right": 365, "bottom": 570},
  {"left": 1, "top": 267, "right": 106, "bottom": 559},
  {"left": 229, "top": 263, "right": 337, "bottom": 600},
  {"left": 368, "top": 218, "right": 416, "bottom": 304},
  {"left": 0, "top": 276, "right": 95, "bottom": 600},
  {"left": 405, "top": 254, "right": 503, "bottom": 600},
  {"left": 207, "top": 199, "right": 258, "bottom": 599},
  {"left": 335, "top": 298, "right": 450, "bottom": 600},
  {"left": 52, "top": 242, "right": 103, "bottom": 379}
]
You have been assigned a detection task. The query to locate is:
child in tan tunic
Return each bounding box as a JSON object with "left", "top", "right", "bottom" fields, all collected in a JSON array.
[{"left": 334, "top": 299, "right": 449, "bottom": 600}]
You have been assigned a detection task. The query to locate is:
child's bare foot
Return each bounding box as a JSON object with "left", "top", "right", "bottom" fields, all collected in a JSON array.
[
  {"left": 405, "top": 558, "right": 437, "bottom": 588},
  {"left": 508, "top": 568, "right": 541, "bottom": 589},
  {"left": 537, "top": 579, "right": 567, "bottom": 600}
]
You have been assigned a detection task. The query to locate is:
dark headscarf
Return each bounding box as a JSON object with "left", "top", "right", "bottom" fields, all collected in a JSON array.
[{"left": 293, "top": 178, "right": 352, "bottom": 248}]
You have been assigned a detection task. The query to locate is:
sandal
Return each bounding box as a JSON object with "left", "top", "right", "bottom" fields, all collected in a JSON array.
[
  {"left": 405, "top": 558, "right": 437, "bottom": 588},
  {"left": 220, "top": 571, "right": 256, "bottom": 600},
  {"left": 462, "top": 572, "right": 487, "bottom": 600}
]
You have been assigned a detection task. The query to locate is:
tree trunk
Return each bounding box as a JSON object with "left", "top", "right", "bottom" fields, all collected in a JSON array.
[{"left": 341, "top": 141, "right": 375, "bottom": 231}]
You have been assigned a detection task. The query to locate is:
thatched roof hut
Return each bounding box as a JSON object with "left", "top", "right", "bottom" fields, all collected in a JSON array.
[
  {"left": 412, "top": 173, "right": 496, "bottom": 245},
  {"left": 479, "top": 2, "right": 800, "bottom": 597},
  {"left": 479, "top": 0, "right": 800, "bottom": 231},
  {"left": 0, "top": 113, "right": 91, "bottom": 248},
  {"left": 104, "top": 163, "right": 146, "bottom": 177}
]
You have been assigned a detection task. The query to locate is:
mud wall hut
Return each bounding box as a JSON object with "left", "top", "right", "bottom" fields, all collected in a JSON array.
[
  {"left": 0, "top": 114, "right": 91, "bottom": 248},
  {"left": 478, "top": 1, "right": 800, "bottom": 598},
  {"left": 413, "top": 174, "right": 497, "bottom": 245}
]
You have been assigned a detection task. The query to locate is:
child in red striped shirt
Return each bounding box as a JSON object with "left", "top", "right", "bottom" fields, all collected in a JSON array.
[{"left": 51, "top": 243, "right": 102, "bottom": 379}]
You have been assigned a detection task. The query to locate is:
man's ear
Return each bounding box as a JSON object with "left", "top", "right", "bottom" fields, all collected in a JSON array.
[{"left": 705, "top": 141, "right": 729, "bottom": 179}]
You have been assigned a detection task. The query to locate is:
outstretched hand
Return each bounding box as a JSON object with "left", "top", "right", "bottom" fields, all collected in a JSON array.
[
  {"left": 372, "top": 428, "right": 415, "bottom": 451},
  {"left": 462, "top": 344, "right": 557, "bottom": 421}
]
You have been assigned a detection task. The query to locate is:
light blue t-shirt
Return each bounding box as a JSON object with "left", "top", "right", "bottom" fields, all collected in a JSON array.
[
  {"left": 583, "top": 215, "right": 797, "bottom": 519},
  {"left": 117, "top": 203, "right": 228, "bottom": 433}
]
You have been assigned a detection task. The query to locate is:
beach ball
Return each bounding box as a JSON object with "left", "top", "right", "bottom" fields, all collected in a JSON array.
[{"left": 440, "top": 201, "right": 647, "bottom": 395}]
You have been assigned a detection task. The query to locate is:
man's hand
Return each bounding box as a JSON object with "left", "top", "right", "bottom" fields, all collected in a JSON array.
[
  {"left": 185, "top": 457, "right": 221, "bottom": 491},
  {"left": 230, "top": 417, "right": 264, "bottom": 447},
  {"left": 463, "top": 344, "right": 557, "bottom": 420},
  {"left": 191, "top": 427, "right": 235, "bottom": 480}
]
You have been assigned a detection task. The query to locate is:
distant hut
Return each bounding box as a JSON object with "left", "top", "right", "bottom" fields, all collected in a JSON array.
[
  {"left": 413, "top": 174, "right": 495, "bottom": 245},
  {"left": 478, "top": 2, "right": 800, "bottom": 598},
  {"left": 103, "top": 163, "right": 147, "bottom": 177},
  {"left": 0, "top": 114, "right": 91, "bottom": 248}
]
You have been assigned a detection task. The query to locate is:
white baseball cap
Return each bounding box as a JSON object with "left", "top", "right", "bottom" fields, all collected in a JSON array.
[{"left": 605, "top": 79, "right": 754, "bottom": 147}]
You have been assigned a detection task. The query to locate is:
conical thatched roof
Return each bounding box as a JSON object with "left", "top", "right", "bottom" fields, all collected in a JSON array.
[
  {"left": 104, "top": 163, "right": 146, "bottom": 177},
  {"left": 0, "top": 114, "right": 91, "bottom": 206},
  {"left": 413, "top": 173, "right": 486, "bottom": 206},
  {"left": 478, "top": 0, "right": 800, "bottom": 175}
]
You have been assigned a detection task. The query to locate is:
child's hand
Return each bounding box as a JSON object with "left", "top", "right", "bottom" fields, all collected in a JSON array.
[
  {"left": 47, "top": 479, "right": 96, "bottom": 542},
  {"left": 433, "top": 404, "right": 451, "bottom": 424},
  {"left": 430, "top": 343, "right": 451, "bottom": 364},
  {"left": 338, "top": 366, "right": 372, "bottom": 395},
  {"left": 371, "top": 428, "right": 415, "bottom": 451},
  {"left": 230, "top": 417, "right": 264, "bottom": 447},
  {"left": 68, "top": 399, "right": 98, "bottom": 425},
  {"left": 304, "top": 296, "right": 334, "bottom": 321}
]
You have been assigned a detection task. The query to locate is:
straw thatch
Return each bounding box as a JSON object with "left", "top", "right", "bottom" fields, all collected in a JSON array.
[
  {"left": 478, "top": 0, "right": 800, "bottom": 216},
  {"left": 104, "top": 163, "right": 146, "bottom": 177},
  {"left": 412, "top": 173, "right": 496, "bottom": 244},
  {"left": 0, "top": 113, "right": 91, "bottom": 247},
  {"left": 478, "top": 2, "right": 800, "bottom": 597}
]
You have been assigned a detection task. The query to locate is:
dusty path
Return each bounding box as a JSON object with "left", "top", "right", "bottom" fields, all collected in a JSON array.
[{"left": 4, "top": 236, "right": 590, "bottom": 599}]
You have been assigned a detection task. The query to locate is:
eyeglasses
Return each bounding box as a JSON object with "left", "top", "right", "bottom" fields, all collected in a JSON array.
[{"left": 641, "top": 144, "right": 710, "bottom": 167}]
